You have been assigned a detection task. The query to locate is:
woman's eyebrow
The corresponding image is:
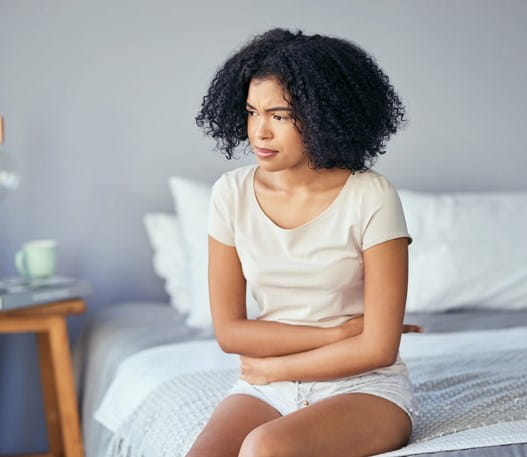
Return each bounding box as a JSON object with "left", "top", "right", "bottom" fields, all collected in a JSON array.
[{"left": 245, "top": 102, "right": 292, "bottom": 112}]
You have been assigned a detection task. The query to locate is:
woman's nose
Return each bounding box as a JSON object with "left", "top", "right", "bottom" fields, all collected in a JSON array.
[{"left": 254, "top": 117, "right": 272, "bottom": 139}]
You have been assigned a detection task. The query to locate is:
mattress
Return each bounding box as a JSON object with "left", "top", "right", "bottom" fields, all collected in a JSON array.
[{"left": 73, "top": 304, "right": 527, "bottom": 457}]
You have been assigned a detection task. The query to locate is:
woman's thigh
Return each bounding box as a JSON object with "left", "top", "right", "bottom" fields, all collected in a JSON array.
[
  {"left": 185, "top": 393, "right": 282, "bottom": 457},
  {"left": 239, "top": 392, "right": 412, "bottom": 457}
]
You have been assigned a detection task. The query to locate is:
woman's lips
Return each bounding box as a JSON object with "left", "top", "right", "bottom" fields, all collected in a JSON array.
[{"left": 254, "top": 146, "right": 278, "bottom": 158}]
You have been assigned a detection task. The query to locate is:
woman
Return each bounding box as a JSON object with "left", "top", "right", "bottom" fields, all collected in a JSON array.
[{"left": 190, "top": 28, "right": 422, "bottom": 457}]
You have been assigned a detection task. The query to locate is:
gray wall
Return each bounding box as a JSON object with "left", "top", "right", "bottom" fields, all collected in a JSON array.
[{"left": 1, "top": 0, "right": 526, "bottom": 452}]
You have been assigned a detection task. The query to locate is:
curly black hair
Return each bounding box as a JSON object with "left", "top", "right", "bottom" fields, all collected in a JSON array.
[{"left": 195, "top": 28, "right": 407, "bottom": 172}]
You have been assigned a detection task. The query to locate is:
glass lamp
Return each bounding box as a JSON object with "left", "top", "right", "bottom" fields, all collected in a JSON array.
[{"left": 0, "top": 115, "right": 20, "bottom": 199}]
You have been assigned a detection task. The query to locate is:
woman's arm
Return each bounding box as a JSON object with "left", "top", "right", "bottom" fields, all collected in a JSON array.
[
  {"left": 240, "top": 237, "right": 411, "bottom": 383},
  {"left": 209, "top": 235, "right": 364, "bottom": 357}
]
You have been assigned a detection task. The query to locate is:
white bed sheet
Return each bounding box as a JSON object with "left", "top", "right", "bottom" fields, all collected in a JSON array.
[
  {"left": 95, "top": 339, "right": 238, "bottom": 431},
  {"left": 95, "top": 326, "right": 527, "bottom": 453}
]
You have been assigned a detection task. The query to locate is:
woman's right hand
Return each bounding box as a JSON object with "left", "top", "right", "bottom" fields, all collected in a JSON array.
[{"left": 336, "top": 315, "right": 424, "bottom": 340}]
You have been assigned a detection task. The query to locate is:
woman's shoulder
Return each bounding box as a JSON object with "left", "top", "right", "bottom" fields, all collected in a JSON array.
[
  {"left": 214, "top": 164, "right": 256, "bottom": 190},
  {"left": 350, "top": 168, "right": 396, "bottom": 191},
  {"left": 222, "top": 164, "right": 256, "bottom": 180}
]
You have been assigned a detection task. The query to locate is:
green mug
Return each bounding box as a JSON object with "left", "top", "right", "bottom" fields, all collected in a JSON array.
[{"left": 15, "top": 239, "right": 57, "bottom": 279}]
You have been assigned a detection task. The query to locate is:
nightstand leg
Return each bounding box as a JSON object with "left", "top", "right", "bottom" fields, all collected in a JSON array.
[
  {"left": 40, "top": 316, "right": 84, "bottom": 457},
  {"left": 37, "top": 331, "right": 63, "bottom": 457}
]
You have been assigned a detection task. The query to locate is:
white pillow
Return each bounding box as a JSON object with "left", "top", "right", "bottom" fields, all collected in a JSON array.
[
  {"left": 150, "top": 178, "right": 527, "bottom": 323},
  {"left": 399, "top": 190, "right": 527, "bottom": 312},
  {"left": 143, "top": 213, "right": 191, "bottom": 314},
  {"left": 168, "top": 176, "right": 259, "bottom": 329}
]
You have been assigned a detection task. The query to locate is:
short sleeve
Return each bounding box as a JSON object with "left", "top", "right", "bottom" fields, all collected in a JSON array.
[
  {"left": 208, "top": 174, "right": 235, "bottom": 246},
  {"left": 360, "top": 175, "right": 413, "bottom": 251}
]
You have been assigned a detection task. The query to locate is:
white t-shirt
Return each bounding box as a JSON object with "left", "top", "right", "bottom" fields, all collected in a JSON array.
[{"left": 208, "top": 164, "right": 413, "bottom": 375}]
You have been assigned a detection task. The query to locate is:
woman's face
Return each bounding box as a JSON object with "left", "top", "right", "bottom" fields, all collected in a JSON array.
[{"left": 246, "top": 77, "right": 310, "bottom": 171}]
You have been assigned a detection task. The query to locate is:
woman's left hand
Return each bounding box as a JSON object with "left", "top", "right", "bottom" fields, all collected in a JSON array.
[{"left": 240, "top": 355, "right": 275, "bottom": 385}]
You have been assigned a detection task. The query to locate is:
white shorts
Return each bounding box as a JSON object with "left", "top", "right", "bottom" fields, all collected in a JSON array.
[{"left": 226, "top": 372, "right": 419, "bottom": 429}]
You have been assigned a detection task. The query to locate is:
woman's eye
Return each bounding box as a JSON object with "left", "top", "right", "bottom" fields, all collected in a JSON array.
[{"left": 246, "top": 110, "right": 288, "bottom": 121}]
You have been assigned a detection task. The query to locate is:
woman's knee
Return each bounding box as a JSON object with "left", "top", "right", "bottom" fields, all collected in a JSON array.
[{"left": 239, "top": 423, "right": 293, "bottom": 457}]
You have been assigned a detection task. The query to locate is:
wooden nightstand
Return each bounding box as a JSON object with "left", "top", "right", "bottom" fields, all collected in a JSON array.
[{"left": 0, "top": 299, "right": 86, "bottom": 457}]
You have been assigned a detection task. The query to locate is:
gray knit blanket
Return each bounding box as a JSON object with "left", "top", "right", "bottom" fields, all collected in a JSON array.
[{"left": 107, "top": 349, "right": 527, "bottom": 457}]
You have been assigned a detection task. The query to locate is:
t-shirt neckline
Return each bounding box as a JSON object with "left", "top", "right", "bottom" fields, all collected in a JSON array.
[{"left": 250, "top": 165, "right": 353, "bottom": 232}]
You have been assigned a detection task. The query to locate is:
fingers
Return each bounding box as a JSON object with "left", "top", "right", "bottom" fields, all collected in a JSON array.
[{"left": 403, "top": 324, "right": 424, "bottom": 333}]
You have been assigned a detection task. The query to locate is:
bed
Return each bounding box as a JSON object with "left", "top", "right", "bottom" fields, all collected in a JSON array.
[{"left": 73, "top": 173, "right": 527, "bottom": 457}]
